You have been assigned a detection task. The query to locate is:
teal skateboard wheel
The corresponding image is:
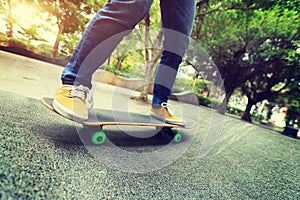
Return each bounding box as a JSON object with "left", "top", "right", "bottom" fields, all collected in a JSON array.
[
  {"left": 92, "top": 131, "right": 107, "bottom": 145},
  {"left": 174, "top": 133, "right": 182, "bottom": 143}
]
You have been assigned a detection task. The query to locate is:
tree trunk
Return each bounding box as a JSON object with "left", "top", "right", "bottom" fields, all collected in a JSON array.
[
  {"left": 139, "top": 65, "right": 152, "bottom": 101},
  {"left": 217, "top": 99, "right": 227, "bottom": 115},
  {"left": 53, "top": 22, "right": 64, "bottom": 58},
  {"left": 194, "top": 0, "right": 210, "bottom": 40},
  {"left": 139, "top": 49, "right": 162, "bottom": 101},
  {"left": 107, "top": 56, "right": 111, "bottom": 66},
  {"left": 217, "top": 82, "right": 235, "bottom": 115},
  {"left": 7, "top": 0, "right": 13, "bottom": 37},
  {"left": 139, "top": 13, "right": 151, "bottom": 102},
  {"left": 138, "top": 14, "right": 163, "bottom": 102},
  {"left": 241, "top": 100, "right": 254, "bottom": 122},
  {"left": 116, "top": 57, "right": 123, "bottom": 70}
]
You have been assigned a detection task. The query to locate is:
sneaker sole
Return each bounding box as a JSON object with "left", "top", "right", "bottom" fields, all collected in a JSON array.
[{"left": 53, "top": 98, "right": 88, "bottom": 122}]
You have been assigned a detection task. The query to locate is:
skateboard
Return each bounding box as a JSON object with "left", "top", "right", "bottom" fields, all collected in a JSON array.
[{"left": 40, "top": 97, "right": 195, "bottom": 145}]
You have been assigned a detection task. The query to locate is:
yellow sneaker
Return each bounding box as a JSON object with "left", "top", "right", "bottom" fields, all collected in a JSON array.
[
  {"left": 150, "top": 102, "right": 185, "bottom": 125},
  {"left": 53, "top": 85, "right": 90, "bottom": 121}
]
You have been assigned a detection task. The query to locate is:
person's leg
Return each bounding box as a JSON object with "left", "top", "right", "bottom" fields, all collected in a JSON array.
[
  {"left": 55, "top": 0, "right": 153, "bottom": 121},
  {"left": 150, "top": 0, "right": 196, "bottom": 124},
  {"left": 62, "top": 0, "right": 153, "bottom": 89},
  {"left": 152, "top": 0, "right": 196, "bottom": 106}
]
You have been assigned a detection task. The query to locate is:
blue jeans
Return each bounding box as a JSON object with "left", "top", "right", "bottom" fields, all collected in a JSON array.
[{"left": 61, "top": 0, "right": 196, "bottom": 106}]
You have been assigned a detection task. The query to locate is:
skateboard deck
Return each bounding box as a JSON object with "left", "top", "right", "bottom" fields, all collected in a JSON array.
[{"left": 40, "top": 96, "right": 195, "bottom": 144}]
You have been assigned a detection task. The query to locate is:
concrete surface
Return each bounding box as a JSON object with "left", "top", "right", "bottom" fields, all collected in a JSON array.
[
  {"left": 0, "top": 50, "right": 300, "bottom": 199},
  {"left": 0, "top": 50, "right": 153, "bottom": 113}
]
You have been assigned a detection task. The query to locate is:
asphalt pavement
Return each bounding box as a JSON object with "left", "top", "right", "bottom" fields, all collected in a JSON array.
[{"left": 0, "top": 51, "right": 299, "bottom": 199}]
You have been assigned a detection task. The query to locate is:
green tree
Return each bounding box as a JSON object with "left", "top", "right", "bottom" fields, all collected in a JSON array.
[
  {"left": 18, "top": 25, "right": 47, "bottom": 42},
  {"left": 240, "top": 37, "right": 300, "bottom": 122},
  {"left": 0, "top": 0, "right": 28, "bottom": 38},
  {"left": 192, "top": 0, "right": 300, "bottom": 122},
  {"left": 268, "top": 41, "right": 300, "bottom": 125},
  {"left": 5, "top": 0, "right": 13, "bottom": 37},
  {"left": 36, "top": 0, "right": 106, "bottom": 58},
  {"left": 59, "top": 32, "right": 81, "bottom": 57}
]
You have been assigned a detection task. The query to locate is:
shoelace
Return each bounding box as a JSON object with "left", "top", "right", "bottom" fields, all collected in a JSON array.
[
  {"left": 161, "top": 102, "right": 174, "bottom": 116},
  {"left": 62, "top": 85, "right": 89, "bottom": 100}
]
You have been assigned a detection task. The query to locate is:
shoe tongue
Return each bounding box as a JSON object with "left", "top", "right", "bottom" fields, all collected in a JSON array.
[
  {"left": 162, "top": 103, "right": 174, "bottom": 116},
  {"left": 72, "top": 86, "right": 88, "bottom": 100},
  {"left": 166, "top": 107, "right": 174, "bottom": 116}
]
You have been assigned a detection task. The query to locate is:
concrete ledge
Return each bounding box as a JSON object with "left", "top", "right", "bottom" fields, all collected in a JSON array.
[
  {"left": 170, "top": 91, "right": 199, "bottom": 106},
  {"left": 93, "top": 70, "right": 199, "bottom": 105},
  {"left": 0, "top": 46, "right": 68, "bottom": 66},
  {"left": 92, "top": 70, "right": 153, "bottom": 94}
]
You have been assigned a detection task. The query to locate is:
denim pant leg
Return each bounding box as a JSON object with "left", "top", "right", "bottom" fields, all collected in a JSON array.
[
  {"left": 61, "top": 0, "right": 153, "bottom": 89},
  {"left": 152, "top": 0, "right": 196, "bottom": 106}
]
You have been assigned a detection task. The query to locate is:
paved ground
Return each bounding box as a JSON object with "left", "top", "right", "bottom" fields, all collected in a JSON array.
[{"left": 0, "top": 51, "right": 300, "bottom": 199}]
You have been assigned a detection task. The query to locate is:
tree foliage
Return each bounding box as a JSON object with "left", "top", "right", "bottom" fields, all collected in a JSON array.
[
  {"left": 35, "top": 0, "right": 106, "bottom": 58},
  {"left": 0, "top": 0, "right": 33, "bottom": 38},
  {"left": 192, "top": 0, "right": 300, "bottom": 122}
]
